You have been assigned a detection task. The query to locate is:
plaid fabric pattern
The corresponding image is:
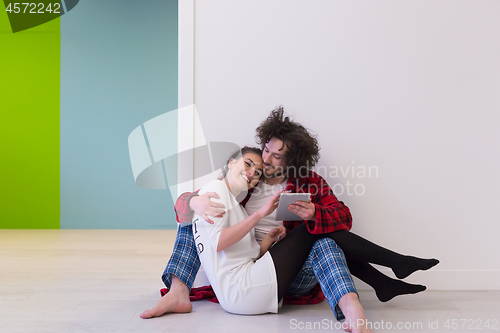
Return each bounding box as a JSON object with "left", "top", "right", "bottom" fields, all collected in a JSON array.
[
  {"left": 174, "top": 192, "right": 198, "bottom": 224},
  {"left": 161, "top": 224, "right": 200, "bottom": 290},
  {"left": 161, "top": 225, "right": 355, "bottom": 320},
  {"left": 160, "top": 284, "right": 324, "bottom": 305},
  {"left": 286, "top": 238, "right": 357, "bottom": 321},
  {"left": 161, "top": 285, "right": 218, "bottom": 302},
  {"left": 281, "top": 170, "right": 352, "bottom": 234}
]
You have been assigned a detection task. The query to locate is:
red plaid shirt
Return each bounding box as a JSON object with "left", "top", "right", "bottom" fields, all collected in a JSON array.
[
  {"left": 174, "top": 170, "right": 352, "bottom": 234},
  {"left": 160, "top": 283, "right": 325, "bottom": 305}
]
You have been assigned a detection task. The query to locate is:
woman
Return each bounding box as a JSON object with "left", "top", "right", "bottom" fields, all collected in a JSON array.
[{"left": 192, "top": 146, "right": 285, "bottom": 314}]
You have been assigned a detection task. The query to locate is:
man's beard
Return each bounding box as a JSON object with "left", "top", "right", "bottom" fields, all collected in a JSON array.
[{"left": 263, "top": 166, "right": 286, "bottom": 179}]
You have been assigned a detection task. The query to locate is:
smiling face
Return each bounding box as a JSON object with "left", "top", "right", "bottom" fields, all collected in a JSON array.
[
  {"left": 226, "top": 152, "right": 264, "bottom": 194},
  {"left": 262, "top": 137, "right": 288, "bottom": 178}
]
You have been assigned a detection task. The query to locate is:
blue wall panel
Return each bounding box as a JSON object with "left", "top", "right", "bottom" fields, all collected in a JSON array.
[{"left": 60, "top": 0, "right": 178, "bottom": 229}]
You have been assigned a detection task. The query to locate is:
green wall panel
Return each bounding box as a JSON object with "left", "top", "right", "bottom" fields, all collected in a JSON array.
[{"left": 0, "top": 9, "right": 60, "bottom": 229}]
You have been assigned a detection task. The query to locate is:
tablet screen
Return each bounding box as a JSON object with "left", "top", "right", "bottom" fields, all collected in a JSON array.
[{"left": 275, "top": 193, "right": 311, "bottom": 221}]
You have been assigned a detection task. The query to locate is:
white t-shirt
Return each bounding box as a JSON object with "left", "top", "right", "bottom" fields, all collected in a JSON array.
[
  {"left": 244, "top": 179, "right": 288, "bottom": 242},
  {"left": 193, "top": 179, "right": 278, "bottom": 315}
]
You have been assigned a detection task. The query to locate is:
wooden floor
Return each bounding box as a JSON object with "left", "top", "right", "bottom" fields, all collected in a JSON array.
[{"left": 1, "top": 230, "right": 499, "bottom": 333}]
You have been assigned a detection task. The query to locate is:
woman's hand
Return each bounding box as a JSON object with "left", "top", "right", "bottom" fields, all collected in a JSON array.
[
  {"left": 265, "top": 225, "right": 287, "bottom": 243},
  {"left": 257, "top": 225, "right": 286, "bottom": 259},
  {"left": 190, "top": 192, "right": 226, "bottom": 224},
  {"left": 258, "top": 225, "right": 287, "bottom": 258},
  {"left": 257, "top": 189, "right": 289, "bottom": 218}
]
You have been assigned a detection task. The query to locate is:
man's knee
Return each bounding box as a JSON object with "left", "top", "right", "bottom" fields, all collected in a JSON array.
[
  {"left": 312, "top": 238, "right": 342, "bottom": 253},
  {"left": 311, "top": 238, "right": 348, "bottom": 263}
]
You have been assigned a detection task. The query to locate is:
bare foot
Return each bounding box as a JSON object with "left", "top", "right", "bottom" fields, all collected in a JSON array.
[
  {"left": 338, "top": 293, "right": 373, "bottom": 333},
  {"left": 342, "top": 318, "right": 373, "bottom": 333},
  {"left": 140, "top": 276, "right": 192, "bottom": 319}
]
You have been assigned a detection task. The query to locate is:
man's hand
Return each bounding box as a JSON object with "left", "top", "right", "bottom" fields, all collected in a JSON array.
[
  {"left": 190, "top": 192, "right": 225, "bottom": 224},
  {"left": 288, "top": 199, "right": 315, "bottom": 221}
]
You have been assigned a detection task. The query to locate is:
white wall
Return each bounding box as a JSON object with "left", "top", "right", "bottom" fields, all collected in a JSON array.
[{"left": 193, "top": 0, "right": 500, "bottom": 290}]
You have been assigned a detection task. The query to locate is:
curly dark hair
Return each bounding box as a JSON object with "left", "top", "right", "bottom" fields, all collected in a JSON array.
[
  {"left": 220, "top": 146, "right": 263, "bottom": 179},
  {"left": 255, "top": 106, "right": 320, "bottom": 177}
]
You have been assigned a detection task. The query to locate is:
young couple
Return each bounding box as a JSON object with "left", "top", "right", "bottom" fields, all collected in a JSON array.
[{"left": 141, "top": 107, "right": 439, "bottom": 333}]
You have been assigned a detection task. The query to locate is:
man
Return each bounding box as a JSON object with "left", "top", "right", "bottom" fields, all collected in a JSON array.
[{"left": 141, "top": 107, "right": 431, "bottom": 333}]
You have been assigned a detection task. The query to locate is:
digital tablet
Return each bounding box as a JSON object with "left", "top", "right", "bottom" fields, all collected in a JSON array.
[{"left": 275, "top": 192, "right": 311, "bottom": 221}]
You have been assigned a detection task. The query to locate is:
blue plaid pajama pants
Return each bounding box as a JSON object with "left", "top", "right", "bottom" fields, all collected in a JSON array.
[{"left": 162, "top": 224, "right": 357, "bottom": 320}]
